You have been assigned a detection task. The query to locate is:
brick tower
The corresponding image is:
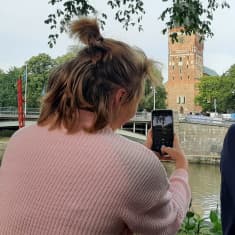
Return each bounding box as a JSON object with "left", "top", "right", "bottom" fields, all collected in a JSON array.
[{"left": 165, "top": 28, "right": 204, "bottom": 114}]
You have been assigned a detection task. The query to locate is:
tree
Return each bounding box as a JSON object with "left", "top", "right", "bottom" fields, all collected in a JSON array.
[
  {"left": 222, "top": 64, "right": 235, "bottom": 112},
  {"left": 195, "top": 76, "right": 221, "bottom": 112},
  {"left": 138, "top": 64, "right": 166, "bottom": 111},
  {"left": 0, "top": 52, "right": 79, "bottom": 109},
  {"left": 0, "top": 67, "right": 21, "bottom": 107},
  {"left": 220, "top": 77, "right": 235, "bottom": 113},
  {"left": 26, "top": 53, "right": 56, "bottom": 108},
  {"left": 138, "top": 85, "right": 166, "bottom": 111},
  {"left": 54, "top": 51, "right": 77, "bottom": 65},
  {"left": 195, "top": 66, "right": 235, "bottom": 113},
  {"left": 224, "top": 64, "right": 235, "bottom": 78},
  {"left": 45, "top": 0, "right": 230, "bottom": 48}
]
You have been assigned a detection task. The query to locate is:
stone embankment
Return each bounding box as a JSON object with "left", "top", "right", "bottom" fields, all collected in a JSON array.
[{"left": 175, "top": 121, "right": 228, "bottom": 164}]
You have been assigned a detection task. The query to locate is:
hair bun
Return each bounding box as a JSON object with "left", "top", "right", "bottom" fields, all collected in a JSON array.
[{"left": 70, "top": 18, "right": 102, "bottom": 46}]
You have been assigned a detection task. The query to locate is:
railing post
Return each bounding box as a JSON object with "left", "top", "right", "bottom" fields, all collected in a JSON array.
[
  {"left": 133, "top": 122, "right": 136, "bottom": 133},
  {"left": 145, "top": 123, "right": 148, "bottom": 136}
]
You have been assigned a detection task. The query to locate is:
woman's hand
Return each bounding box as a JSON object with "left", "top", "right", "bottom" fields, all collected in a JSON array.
[
  {"left": 144, "top": 129, "right": 188, "bottom": 171},
  {"left": 161, "top": 135, "right": 188, "bottom": 170}
]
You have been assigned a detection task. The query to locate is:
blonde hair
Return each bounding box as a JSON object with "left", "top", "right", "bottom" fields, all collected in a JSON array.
[{"left": 38, "top": 18, "right": 157, "bottom": 133}]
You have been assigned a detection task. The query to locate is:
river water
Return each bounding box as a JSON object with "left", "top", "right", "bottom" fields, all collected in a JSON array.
[{"left": 163, "top": 162, "right": 221, "bottom": 218}]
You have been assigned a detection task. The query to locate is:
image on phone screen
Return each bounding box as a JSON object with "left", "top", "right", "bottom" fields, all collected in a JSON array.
[{"left": 151, "top": 110, "right": 174, "bottom": 154}]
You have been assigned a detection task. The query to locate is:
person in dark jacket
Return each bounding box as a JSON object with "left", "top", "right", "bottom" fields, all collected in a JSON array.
[{"left": 221, "top": 124, "right": 235, "bottom": 234}]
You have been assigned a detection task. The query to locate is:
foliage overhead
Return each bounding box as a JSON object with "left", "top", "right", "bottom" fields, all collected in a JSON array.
[
  {"left": 45, "top": 0, "right": 230, "bottom": 47},
  {"left": 160, "top": 0, "right": 230, "bottom": 42}
]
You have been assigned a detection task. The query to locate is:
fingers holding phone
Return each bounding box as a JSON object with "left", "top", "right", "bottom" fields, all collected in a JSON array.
[
  {"left": 161, "top": 136, "right": 188, "bottom": 170},
  {"left": 150, "top": 109, "right": 188, "bottom": 170}
]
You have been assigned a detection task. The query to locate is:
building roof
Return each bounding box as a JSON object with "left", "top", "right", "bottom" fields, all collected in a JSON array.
[{"left": 203, "top": 66, "right": 218, "bottom": 76}]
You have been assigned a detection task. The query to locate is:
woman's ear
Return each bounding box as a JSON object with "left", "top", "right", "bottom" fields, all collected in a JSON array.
[{"left": 114, "top": 88, "right": 127, "bottom": 106}]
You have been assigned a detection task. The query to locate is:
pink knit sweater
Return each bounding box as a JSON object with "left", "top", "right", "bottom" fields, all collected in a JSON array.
[{"left": 0, "top": 124, "right": 190, "bottom": 235}]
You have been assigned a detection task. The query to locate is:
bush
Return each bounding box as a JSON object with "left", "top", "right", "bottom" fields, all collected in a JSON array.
[{"left": 178, "top": 208, "right": 222, "bottom": 235}]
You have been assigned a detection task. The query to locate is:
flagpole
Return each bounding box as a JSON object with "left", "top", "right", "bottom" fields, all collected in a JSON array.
[{"left": 24, "top": 64, "right": 28, "bottom": 117}]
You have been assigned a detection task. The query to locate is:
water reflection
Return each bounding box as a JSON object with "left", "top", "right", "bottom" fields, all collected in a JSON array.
[{"left": 163, "top": 162, "right": 221, "bottom": 218}]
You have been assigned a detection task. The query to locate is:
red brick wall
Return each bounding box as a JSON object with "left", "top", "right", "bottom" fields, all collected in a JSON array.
[{"left": 165, "top": 28, "right": 203, "bottom": 113}]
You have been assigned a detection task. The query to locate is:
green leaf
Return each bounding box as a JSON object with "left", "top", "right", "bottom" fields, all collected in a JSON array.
[
  {"left": 186, "top": 211, "right": 195, "bottom": 218},
  {"left": 210, "top": 210, "right": 218, "bottom": 224}
]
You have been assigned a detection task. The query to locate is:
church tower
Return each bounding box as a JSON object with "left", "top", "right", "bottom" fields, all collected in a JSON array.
[{"left": 165, "top": 27, "right": 204, "bottom": 114}]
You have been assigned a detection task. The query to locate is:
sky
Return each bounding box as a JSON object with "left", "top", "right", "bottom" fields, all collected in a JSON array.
[{"left": 0, "top": 0, "right": 234, "bottom": 81}]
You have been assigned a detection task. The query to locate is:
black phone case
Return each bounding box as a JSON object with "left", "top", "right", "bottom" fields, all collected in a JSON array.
[{"left": 151, "top": 109, "right": 174, "bottom": 153}]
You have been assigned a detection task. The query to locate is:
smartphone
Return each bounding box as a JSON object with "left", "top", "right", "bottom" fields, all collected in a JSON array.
[{"left": 151, "top": 109, "right": 174, "bottom": 154}]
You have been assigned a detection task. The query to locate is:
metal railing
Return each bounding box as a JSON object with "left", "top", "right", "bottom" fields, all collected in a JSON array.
[
  {"left": 179, "top": 114, "right": 235, "bottom": 126},
  {"left": 132, "top": 112, "right": 235, "bottom": 126},
  {"left": 0, "top": 106, "right": 40, "bottom": 118},
  {"left": 131, "top": 112, "right": 151, "bottom": 121},
  {"left": 0, "top": 107, "right": 234, "bottom": 126}
]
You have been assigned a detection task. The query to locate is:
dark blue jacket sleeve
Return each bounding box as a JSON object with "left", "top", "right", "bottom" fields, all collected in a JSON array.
[{"left": 221, "top": 124, "right": 235, "bottom": 235}]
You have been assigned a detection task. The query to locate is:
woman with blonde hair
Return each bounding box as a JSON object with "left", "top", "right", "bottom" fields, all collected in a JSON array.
[{"left": 0, "top": 18, "right": 190, "bottom": 235}]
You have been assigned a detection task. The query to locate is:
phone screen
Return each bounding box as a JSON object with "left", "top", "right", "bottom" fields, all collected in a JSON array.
[{"left": 151, "top": 109, "right": 174, "bottom": 154}]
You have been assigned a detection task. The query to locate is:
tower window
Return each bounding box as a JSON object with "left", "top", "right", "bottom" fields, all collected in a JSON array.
[
  {"left": 173, "top": 76, "right": 174, "bottom": 80},
  {"left": 177, "top": 97, "right": 180, "bottom": 104},
  {"left": 178, "top": 57, "right": 183, "bottom": 66},
  {"left": 177, "top": 96, "right": 186, "bottom": 104},
  {"left": 181, "top": 96, "right": 186, "bottom": 104},
  {"left": 180, "top": 76, "right": 182, "bottom": 80},
  {"left": 188, "top": 75, "right": 190, "bottom": 79}
]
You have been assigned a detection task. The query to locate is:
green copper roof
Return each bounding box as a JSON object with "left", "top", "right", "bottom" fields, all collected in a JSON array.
[{"left": 203, "top": 66, "right": 218, "bottom": 76}]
